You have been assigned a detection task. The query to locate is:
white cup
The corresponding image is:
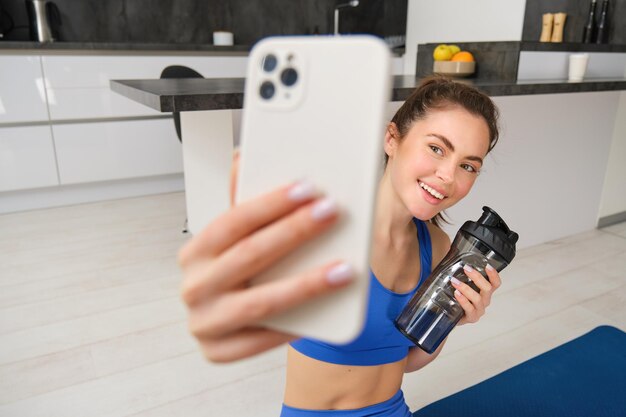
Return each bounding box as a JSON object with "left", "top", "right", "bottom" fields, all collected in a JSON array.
[
  {"left": 568, "top": 53, "right": 589, "bottom": 82},
  {"left": 213, "top": 31, "right": 234, "bottom": 46}
]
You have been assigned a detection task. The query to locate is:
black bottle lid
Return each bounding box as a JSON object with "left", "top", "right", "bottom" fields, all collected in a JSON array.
[{"left": 460, "top": 206, "right": 519, "bottom": 264}]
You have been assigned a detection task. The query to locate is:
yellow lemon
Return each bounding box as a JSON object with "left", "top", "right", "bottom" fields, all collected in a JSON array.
[
  {"left": 433, "top": 44, "right": 453, "bottom": 61},
  {"left": 448, "top": 45, "right": 461, "bottom": 56}
]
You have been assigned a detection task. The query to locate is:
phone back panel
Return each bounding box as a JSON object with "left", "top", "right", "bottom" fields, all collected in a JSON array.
[{"left": 237, "top": 36, "right": 391, "bottom": 343}]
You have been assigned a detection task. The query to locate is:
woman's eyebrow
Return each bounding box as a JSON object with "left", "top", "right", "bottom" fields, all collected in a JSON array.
[{"left": 428, "top": 133, "right": 484, "bottom": 165}]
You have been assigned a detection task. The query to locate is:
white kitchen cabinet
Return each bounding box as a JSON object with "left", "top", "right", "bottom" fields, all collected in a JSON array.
[
  {"left": 47, "top": 88, "right": 162, "bottom": 120},
  {"left": 52, "top": 118, "right": 183, "bottom": 184},
  {"left": 0, "top": 125, "right": 59, "bottom": 192},
  {"left": 42, "top": 55, "right": 247, "bottom": 120},
  {"left": 0, "top": 56, "right": 49, "bottom": 123},
  {"left": 43, "top": 55, "right": 172, "bottom": 88},
  {"left": 1, "top": 52, "right": 248, "bottom": 212},
  {"left": 42, "top": 55, "right": 248, "bottom": 89}
]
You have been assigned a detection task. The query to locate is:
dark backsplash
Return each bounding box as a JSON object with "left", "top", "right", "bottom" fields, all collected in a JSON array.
[
  {"left": 1, "top": 0, "right": 407, "bottom": 44},
  {"left": 522, "top": 0, "right": 625, "bottom": 44}
]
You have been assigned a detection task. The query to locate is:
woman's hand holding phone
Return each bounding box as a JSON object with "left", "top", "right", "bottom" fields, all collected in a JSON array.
[
  {"left": 178, "top": 176, "right": 355, "bottom": 363},
  {"left": 180, "top": 35, "right": 391, "bottom": 360}
]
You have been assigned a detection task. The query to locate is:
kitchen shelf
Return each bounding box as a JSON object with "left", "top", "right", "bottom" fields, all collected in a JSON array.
[
  {"left": 0, "top": 41, "right": 252, "bottom": 56},
  {"left": 416, "top": 41, "right": 626, "bottom": 82},
  {"left": 517, "top": 41, "right": 626, "bottom": 53},
  {"left": 0, "top": 40, "right": 406, "bottom": 57}
]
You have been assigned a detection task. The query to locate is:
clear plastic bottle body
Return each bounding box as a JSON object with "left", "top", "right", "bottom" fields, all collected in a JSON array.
[{"left": 395, "top": 232, "right": 508, "bottom": 353}]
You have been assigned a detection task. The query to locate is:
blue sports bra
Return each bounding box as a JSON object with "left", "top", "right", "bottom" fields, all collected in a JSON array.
[{"left": 290, "top": 218, "right": 432, "bottom": 366}]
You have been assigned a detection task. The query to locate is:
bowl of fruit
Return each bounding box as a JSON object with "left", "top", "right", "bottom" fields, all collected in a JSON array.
[{"left": 432, "top": 44, "right": 475, "bottom": 77}]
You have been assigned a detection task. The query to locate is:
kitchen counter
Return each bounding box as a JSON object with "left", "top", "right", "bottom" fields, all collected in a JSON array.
[
  {"left": 423, "top": 41, "right": 626, "bottom": 54},
  {"left": 109, "top": 75, "right": 626, "bottom": 239},
  {"left": 0, "top": 41, "right": 405, "bottom": 57},
  {"left": 111, "top": 76, "right": 626, "bottom": 113},
  {"left": 0, "top": 41, "right": 251, "bottom": 56}
]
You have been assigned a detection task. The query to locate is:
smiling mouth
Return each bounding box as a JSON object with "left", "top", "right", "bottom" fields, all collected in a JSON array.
[{"left": 418, "top": 181, "right": 446, "bottom": 200}]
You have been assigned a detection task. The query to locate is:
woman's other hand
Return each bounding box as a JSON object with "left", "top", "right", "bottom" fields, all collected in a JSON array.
[
  {"left": 178, "top": 180, "right": 354, "bottom": 363},
  {"left": 451, "top": 264, "right": 501, "bottom": 326}
]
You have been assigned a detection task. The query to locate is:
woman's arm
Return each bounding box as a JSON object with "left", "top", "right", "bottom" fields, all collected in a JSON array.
[
  {"left": 404, "top": 338, "right": 448, "bottom": 373},
  {"left": 179, "top": 152, "right": 353, "bottom": 363},
  {"left": 403, "top": 224, "right": 451, "bottom": 373}
]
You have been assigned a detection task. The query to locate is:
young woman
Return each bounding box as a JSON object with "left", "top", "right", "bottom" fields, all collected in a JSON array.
[{"left": 179, "top": 76, "right": 502, "bottom": 416}]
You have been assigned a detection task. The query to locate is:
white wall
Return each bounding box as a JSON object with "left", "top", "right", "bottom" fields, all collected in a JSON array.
[
  {"left": 441, "top": 92, "right": 619, "bottom": 249},
  {"left": 404, "top": 0, "right": 527, "bottom": 74},
  {"left": 517, "top": 52, "right": 626, "bottom": 80},
  {"left": 402, "top": 0, "right": 626, "bottom": 232},
  {"left": 599, "top": 90, "right": 626, "bottom": 219}
]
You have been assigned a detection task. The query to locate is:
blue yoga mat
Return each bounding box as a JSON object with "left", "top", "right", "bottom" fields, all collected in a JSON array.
[{"left": 413, "top": 326, "right": 626, "bottom": 417}]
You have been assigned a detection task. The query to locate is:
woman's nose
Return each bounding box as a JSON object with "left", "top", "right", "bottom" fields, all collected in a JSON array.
[{"left": 436, "top": 162, "right": 455, "bottom": 184}]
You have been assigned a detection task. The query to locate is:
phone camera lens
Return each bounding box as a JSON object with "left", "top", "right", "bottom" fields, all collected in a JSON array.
[
  {"left": 280, "top": 68, "right": 298, "bottom": 87},
  {"left": 259, "top": 81, "right": 275, "bottom": 100},
  {"left": 262, "top": 54, "right": 278, "bottom": 72}
]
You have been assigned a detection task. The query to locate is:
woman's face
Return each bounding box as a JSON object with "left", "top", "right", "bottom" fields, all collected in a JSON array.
[{"left": 384, "top": 106, "right": 491, "bottom": 221}]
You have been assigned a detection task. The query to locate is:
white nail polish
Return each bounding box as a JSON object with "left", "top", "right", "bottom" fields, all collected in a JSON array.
[
  {"left": 451, "top": 277, "right": 462, "bottom": 286},
  {"left": 486, "top": 264, "right": 495, "bottom": 272},
  {"left": 311, "top": 198, "right": 337, "bottom": 221},
  {"left": 288, "top": 180, "right": 316, "bottom": 201},
  {"left": 463, "top": 264, "right": 475, "bottom": 273},
  {"left": 326, "top": 263, "right": 354, "bottom": 285}
]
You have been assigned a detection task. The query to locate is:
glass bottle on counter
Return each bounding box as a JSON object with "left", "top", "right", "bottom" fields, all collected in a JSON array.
[
  {"left": 595, "top": 0, "right": 610, "bottom": 44},
  {"left": 582, "top": 0, "right": 597, "bottom": 43}
]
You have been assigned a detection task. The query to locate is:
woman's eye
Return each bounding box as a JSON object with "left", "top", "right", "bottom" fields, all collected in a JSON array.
[
  {"left": 429, "top": 145, "right": 443, "bottom": 155},
  {"left": 461, "top": 164, "right": 477, "bottom": 173}
]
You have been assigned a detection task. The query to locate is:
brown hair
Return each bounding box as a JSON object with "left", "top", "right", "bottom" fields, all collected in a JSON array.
[{"left": 387, "top": 75, "right": 500, "bottom": 226}]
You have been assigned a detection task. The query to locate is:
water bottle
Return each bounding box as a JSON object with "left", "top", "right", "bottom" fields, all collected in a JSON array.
[
  {"left": 595, "top": 0, "right": 610, "bottom": 44},
  {"left": 582, "top": 0, "right": 598, "bottom": 43},
  {"left": 395, "top": 206, "right": 519, "bottom": 353}
]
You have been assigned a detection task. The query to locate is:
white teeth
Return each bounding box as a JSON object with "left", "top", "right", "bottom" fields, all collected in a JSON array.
[{"left": 419, "top": 182, "right": 445, "bottom": 200}]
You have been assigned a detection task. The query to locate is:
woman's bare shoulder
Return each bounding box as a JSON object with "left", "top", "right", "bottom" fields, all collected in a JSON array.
[{"left": 425, "top": 222, "right": 451, "bottom": 266}]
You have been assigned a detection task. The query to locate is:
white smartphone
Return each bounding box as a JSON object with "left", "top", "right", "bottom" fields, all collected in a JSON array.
[{"left": 236, "top": 36, "right": 391, "bottom": 344}]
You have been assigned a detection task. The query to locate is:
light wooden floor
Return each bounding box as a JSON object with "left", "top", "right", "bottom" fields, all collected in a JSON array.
[{"left": 1, "top": 192, "right": 624, "bottom": 416}]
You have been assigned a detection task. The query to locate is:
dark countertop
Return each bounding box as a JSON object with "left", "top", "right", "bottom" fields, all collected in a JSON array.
[
  {"left": 515, "top": 41, "right": 626, "bottom": 53},
  {"left": 0, "top": 41, "right": 251, "bottom": 55},
  {"left": 0, "top": 41, "right": 405, "bottom": 57},
  {"left": 4, "top": 40, "right": 624, "bottom": 53},
  {"left": 419, "top": 41, "right": 626, "bottom": 53},
  {"left": 111, "top": 76, "right": 626, "bottom": 113}
]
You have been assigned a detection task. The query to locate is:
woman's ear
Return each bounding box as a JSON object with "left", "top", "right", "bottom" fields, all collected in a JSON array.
[
  {"left": 384, "top": 122, "right": 400, "bottom": 159},
  {"left": 229, "top": 147, "right": 241, "bottom": 207}
]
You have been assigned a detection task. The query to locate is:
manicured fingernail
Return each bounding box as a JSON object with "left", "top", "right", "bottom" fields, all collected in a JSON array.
[
  {"left": 486, "top": 264, "right": 495, "bottom": 272},
  {"left": 463, "top": 265, "right": 475, "bottom": 273},
  {"left": 311, "top": 198, "right": 337, "bottom": 221},
  {"left": 455, "top": 289, "right": 463, "bottom": 298},
  {"left": 288, "top": 180, "right": 317, "bottom": 201},
  {"left": 451, "top": 277, "right": 462, "bottom": 286},
  {"left": 326, "top": 263, "right": 354, "bottom": 285}
]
